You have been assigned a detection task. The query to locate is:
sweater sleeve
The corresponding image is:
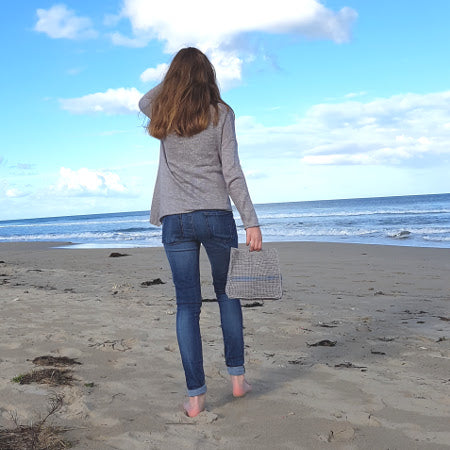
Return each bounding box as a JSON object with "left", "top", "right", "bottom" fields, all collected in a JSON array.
[
  {"left": 220, "top": 108, "right": 260, "bottom": 229},
  {"left": 139, "top": 84, "right": 162, "bottom": 119}
]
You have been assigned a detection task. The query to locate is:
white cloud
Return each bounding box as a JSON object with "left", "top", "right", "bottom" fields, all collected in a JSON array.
[
  {"left": 56, "top": 167, "right": 127, "bottom": 196},
  {"left": 110, "top": 31, "right": 150, "bottom": 48},
  {"left": 10, "top": 163, "right": 37, "bottom": 171},
  {"left": 34, "top": 4, "right": 98, "bottom": 39},
  {"left": 344, "top": 91, "right": 367, "bottom": 99},
  {"left": 117, "top": 0, "right": 356, "bottom": 49},
  {"left": 114, "top": 0, "right": 357, "bottom": 86},
  {"left": 245, "top": 170, "right": 268, "bottom": 180},
  {"left": 60, "top": 87, "right": 142, "bottom": 114},
  {"left": 236, "top": 90, "right": 450, "bottom": 167},
  {"left": 140, "top": 63, "right": 169, "bottom": 83},
  {"left": 6, "top": 188, "right": 21, "bottom": 198}
]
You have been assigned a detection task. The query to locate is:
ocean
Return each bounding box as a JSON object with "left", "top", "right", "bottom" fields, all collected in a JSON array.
[{"left": 1, "top": 193, "right": 449, "bottom": 249}]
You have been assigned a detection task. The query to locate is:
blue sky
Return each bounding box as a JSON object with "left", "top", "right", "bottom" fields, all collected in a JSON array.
[{"left": 1, "top": 0, "right": 449, "bottom": 220}]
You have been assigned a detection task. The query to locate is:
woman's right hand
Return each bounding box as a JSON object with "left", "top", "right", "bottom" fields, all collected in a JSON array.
[{"left": 246, "top": 226, "right": 262, "bottom": 252}]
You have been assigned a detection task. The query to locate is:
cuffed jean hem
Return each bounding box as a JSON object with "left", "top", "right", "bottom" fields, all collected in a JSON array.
[
  {"left": 188, "top": 384, "right": 207, "bottom": 397},
  {"left": 227, "top": 365, "right": 245, "bottom": 376}
]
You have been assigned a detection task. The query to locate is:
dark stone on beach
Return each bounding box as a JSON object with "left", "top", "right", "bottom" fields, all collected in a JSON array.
[
  {"left": 288, "top": 358, "right": 305, "bottom": 365},
  {"left": 370, "top": 350, "right": 386, "bottom": 355},
  {"left": 0, "top": 260, "right": 5, "bottom": 263},
  {"left": 242, "top": 301, "right": 264, "bottom": 308},
  {"left": 438, "top": 316, "right": 450, "bottom": 321},
  {"left": 437, "top": 337, "right": 447, "bottom": 342},
  {"left": 202, "top": 298, "right": 217, "bottom": 302},
  {"left": 317, "top": 321, "right": 340, "bottom": 328},
  {"left": 109, "top": 252, "right": 129, "bottom": 257},
  {"left": 378, "top": 336, "right": 396, "bottom": 342},
  {"left": 335, "top": 362, "right": 367, "bottom": 369},
  {"left": 140, "top": 278, "right": 165, "bottom": 287},
  {"left": 307, "top": 339, "right": 337, "bottom": 347}
]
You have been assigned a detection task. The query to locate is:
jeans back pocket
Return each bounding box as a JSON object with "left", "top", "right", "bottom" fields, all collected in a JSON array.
[
  {"left": 161, "top": 214, "right": 184, "bottom": 244},
  {"left": 204, "top": 210, "right": 237, "bottom": 244}
]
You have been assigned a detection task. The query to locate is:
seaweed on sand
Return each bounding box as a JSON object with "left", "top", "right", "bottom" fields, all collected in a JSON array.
[{"left": 0, "top": 394, "right": 72, "bottom": 449}]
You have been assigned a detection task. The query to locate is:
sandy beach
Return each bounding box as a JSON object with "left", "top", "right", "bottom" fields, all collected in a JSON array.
[{"left": 0, "top": 241, "right": 449, "bottom": 449}]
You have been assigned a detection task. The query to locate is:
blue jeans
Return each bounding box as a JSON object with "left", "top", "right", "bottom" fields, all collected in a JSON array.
[{"left": 162, "top": 210, "right": 245, "bottom": 397}]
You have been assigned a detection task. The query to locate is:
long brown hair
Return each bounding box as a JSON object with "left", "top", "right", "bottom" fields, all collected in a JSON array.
[{"left": 148, "top": 47, "right": 229, "bottom": 139}]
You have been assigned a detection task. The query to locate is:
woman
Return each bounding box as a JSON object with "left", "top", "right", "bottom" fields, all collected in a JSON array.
[{"left": 139, "top": 47, "right": 262, "bottom": 417}]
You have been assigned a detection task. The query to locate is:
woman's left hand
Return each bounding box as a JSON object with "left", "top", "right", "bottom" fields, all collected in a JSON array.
[{"left": 246, "top": 226, "right": 262, "bottom": 252}]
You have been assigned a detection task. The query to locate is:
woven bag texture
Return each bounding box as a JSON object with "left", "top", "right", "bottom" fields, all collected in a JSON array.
[{"left": 225, "top": 248, "right": 282, "bottom": 300}]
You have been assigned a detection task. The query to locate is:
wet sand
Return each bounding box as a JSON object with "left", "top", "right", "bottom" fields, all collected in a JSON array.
[{"left": 0, "top": 241, "right": 449, "bottom": 449}]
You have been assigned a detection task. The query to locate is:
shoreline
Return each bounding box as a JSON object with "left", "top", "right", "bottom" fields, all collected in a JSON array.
[
  {"left": 1, "top": 241, "right": 449, "bottom": 448},
  {"left": 1, "top": 238, "right": 450, "bottom": 251}
]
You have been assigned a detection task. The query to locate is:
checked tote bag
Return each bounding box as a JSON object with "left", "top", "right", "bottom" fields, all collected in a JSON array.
[{"left": 226, "top": 248, "right": 282, "bottom": 300}]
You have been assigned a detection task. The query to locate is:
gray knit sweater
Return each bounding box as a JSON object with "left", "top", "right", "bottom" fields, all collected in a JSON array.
[{"left": 139, "top": 86, "right": 259, "bottom": 229}]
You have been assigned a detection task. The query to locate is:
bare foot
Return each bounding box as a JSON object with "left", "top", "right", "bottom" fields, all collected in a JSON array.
[
  {"left": 183, "top": 393, "right": 206, "bottom": 418},
  {"left": 231, "top": 375, "right": 252, "bottom": 397}
]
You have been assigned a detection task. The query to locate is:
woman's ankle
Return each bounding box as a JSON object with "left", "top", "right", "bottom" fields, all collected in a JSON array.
[
  {"left": 231, "top": 375, "right": 252, "bottom": 397},
  {"left": 184, "top": 393, "right": 206, "bottom": 417}
]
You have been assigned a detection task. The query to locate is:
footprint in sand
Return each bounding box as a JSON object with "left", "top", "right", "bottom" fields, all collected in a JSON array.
[{"left": 164, "top": 410, "right": 218, "bottom": 424}]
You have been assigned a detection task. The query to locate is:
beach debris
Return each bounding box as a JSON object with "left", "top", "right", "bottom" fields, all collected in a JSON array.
[
  {"left": 140, "top": 278, "right": 165, "bottom": 286},
  {"left": 403, "top": 309, "right": 428, "bottom": 315},
  {"left": 202, "top": 297, "right": 217, "bottom": 302},
  {"left": 370, "top": 350, "right": 386, "bottom": 355},
  {"left": 317, "top": 321, "right": 340, "bottom": 328},
  {"left": 0, "top": 260, "right": 5, "bottom": 263},
  {"left": 242, "top": 301, "right": 264, "bottom": 308},
  {"left": 335, "top": 362, "right": 367, "bottom": 369},
  {"left": 12, "top": 369, "right": 74, "bottom": 386},
  {"left": 0, "top": 394, "right": 71, "bottom": 450},
  {"left": 36, "top": 284, "right": 57, "bottom": 291},
  {"left": 109, "top": 252, "right": 129, "bottom": 257},
  {"left": 438, "top": 316, "right": 450, "bottom": 321},
  {"left": 391, "top": 230, "right": 411, "bottom": 239},
  {"left": 437, "top": 337, "right": 447, "bottom": 342},
  {"left": 377, "top": 336, "right": 397, "bottom": 342},
  {"left": 288, "top": 358, "right": 306, "bottom": 365},
  {"left": 88, "top": 338, "right": 133, "bottom": 351},
  {"left": 31, "top": 355, "right": 81, "bottom": 367},
  {"left": 307, "top": 339, "right": 337, "bottom": 347},
  {"left": 374, "top": 290, "right": 385, "bottom": 295}
]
